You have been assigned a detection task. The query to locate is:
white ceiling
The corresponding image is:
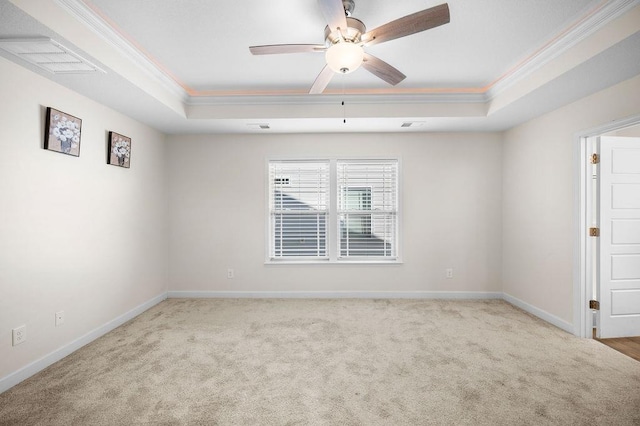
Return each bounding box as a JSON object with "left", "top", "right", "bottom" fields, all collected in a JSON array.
[
  {"left": 87, "top": 0, "right": 596, "bottom": 91},
  {"left": 1, "top": 0, "right": 640, "bottom": 134}
]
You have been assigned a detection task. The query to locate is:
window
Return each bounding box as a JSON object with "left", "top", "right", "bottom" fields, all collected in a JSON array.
[
  {"left": 268, "top": 159, "right": 399, "bottom": 262},
  {"left": 337, "top": 161, "right": 397, "bottom": 259},
  {"left": 269, "top": 161, "right": 329, "bottom": 259}
]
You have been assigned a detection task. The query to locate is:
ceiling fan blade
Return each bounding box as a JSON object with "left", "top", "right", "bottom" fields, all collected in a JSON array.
[
  {"left": 249, "top": 44, "right": 326, "bottom": 55},
  {"left": 318, "top": 0, "right": 348, "bottom": 33},
  {"left": 361, "top": 3, "right": 450, "bottom": 46},
  {"left": 362, "top": 53, "right": 406, "bottom": 86},
  {"left": 309, "top": 64, "right": 335, "bottom": 94}
]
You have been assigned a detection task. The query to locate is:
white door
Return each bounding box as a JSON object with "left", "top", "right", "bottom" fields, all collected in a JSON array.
[{"left": 597, "top": 136, "right": 640, "bottom": 338}]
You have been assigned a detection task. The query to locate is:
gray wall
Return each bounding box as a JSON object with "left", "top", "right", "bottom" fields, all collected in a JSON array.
[
  {"left": 166, "top": 132, "right": 503, "bottom": 295},
  {"left": 502, "top": 74, "right": 640, "bottom": 327},
  {"left": 0, "top": 57, "right": 169, "bottom": 381}
]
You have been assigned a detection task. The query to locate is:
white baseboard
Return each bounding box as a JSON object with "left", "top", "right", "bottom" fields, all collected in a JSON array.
[
  {"left": 167, "top": 290, "right": 504, "bottom": 300},
  {"left": 502, "top": 292, "right": 574, "bottom": 334},
  {"left": 0, "top": 292, "right": 167, "bottom": 394}
]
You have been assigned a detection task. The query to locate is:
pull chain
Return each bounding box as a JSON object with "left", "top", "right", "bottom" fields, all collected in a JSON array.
[{"left": 342, "top": 73, "right": 346, "bottom": 124}]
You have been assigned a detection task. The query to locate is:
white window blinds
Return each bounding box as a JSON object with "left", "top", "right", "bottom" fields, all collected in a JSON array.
[
  {"left": 337, "top": 160, "right": 398, "bottom": 259},
  {"left": 269, "top": 161, "right": 329, "bottom": 259}
]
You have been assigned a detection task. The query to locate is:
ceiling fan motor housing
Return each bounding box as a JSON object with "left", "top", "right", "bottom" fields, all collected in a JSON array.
[{"left": 324, "top": 17, "right": 366, "bottom": 45}]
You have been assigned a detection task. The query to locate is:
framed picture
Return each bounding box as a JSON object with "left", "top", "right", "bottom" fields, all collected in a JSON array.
[
  {"left": 44, "top": 107, "right": 82, "bottom": 156},
  {"left": 108, "top": 131, "right": 131, "bottom": 168}
]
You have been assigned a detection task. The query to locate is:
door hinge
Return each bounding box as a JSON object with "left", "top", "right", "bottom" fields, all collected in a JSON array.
[
  {"left": 591, "top": 153, "right": 600, "bottom": 164},
  {"left": 589, "top": 227, "right": 600, "bottom": 237},
  {"left": 589, "top": 300, "right": 600, "bottom": 310}
]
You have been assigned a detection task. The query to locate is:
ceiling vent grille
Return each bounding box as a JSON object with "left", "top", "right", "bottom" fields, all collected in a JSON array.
[
  {"left": 401, "top": 121, "right": 425, "bottom": 128},
  {"left": 247, "top": 123, "right": 271, "bottom": 130},
  {"left": 0, "top": 38, "right": 105, "bottom": 74}
]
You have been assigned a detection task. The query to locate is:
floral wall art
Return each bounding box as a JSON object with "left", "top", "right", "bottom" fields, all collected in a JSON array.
[
  {"left": 44, "top": 107, "right": 82, "bottom": 156},
  {"left": 108, "top": 131, "right": 131, "bottom": 168}
]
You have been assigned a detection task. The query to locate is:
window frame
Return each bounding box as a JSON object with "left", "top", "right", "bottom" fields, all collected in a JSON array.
[
  {"left": 268, "top": 160, "right": 330, "bottom": 260},
  {"left": 266, "top": 157, "right": 401, "bottom": 264}
]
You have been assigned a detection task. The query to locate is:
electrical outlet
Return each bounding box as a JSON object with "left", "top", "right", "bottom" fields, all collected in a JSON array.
[
  {"left": 12, "top": 325, "right": 26, "bottom": 346},
  {"left": 446, "top": 268, "right": 454, "bottom": 279},
  {"left": 55, "top": 311, "right": 65, "bottom": 326},
  {"left": 227, "top": 269, "right": 234, "bottom": 279}
]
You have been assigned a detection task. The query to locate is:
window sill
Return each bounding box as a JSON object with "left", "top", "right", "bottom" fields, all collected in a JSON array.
[{"left": 265, "top": 260, "right": 403, "bottom": 265}]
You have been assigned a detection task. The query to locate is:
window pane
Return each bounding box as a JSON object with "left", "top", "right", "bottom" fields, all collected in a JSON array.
[
  {"left": 269, "top": 161, "right": 329, "bottom": 259},
  {"left": 272, "top": 213, "right": 327, "bottom": 257},
  {"left": 339, "top": 213, "right": 396, "bottom": 257},
  {"left": 270, "top": 162, "right": 328, "bottom": 211},
  {"left": 337, "top": 161, "right": 398, "bottom": 259}
]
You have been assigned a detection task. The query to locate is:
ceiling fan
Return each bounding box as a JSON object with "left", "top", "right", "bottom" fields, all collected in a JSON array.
[{"left": 249, "top": 0, "right": 450, "bottom": 94}]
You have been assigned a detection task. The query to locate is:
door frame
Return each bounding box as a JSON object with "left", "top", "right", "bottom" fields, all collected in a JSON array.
[{"left": 574, "top": 114, "right": 640, "bottom": 338}]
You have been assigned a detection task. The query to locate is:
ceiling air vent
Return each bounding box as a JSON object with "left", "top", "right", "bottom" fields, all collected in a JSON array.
[
  {"left": 0, "top": 38, "right": 105, "bottom": 74},
  {"left": 247, "top": 123, "right": 271, "bottom": 130},
  {"left": 401, "top": 121, "right": 425, "bottom": 128}
]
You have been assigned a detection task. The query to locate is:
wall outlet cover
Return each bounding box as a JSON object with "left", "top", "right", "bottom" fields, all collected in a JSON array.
[
  {"left": 55, "top": 311, "right": 64, "bottom": 326},
  {"left": 12, "top": 325, "right": 26, "bottom": 346}
]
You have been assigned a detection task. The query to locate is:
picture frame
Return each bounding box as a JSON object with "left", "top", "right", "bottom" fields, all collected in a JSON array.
[
  {"left": 107, "top": 131, "right": 131, "bottom": 168},
  {"left": 44, "top": 107, "right": 82, "bottom": 157}
]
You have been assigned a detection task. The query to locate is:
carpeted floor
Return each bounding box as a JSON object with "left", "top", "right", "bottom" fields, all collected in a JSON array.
[{"left": 1, "top": 298, "right": 639, "bottom": 425}]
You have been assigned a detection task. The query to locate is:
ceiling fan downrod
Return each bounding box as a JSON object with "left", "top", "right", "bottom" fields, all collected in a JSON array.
[{"left": 342, "top": 0, "right": 355, "bottom": 17}]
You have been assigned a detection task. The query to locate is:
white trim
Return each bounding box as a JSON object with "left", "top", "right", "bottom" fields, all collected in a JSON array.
[
  {"left": 574, "top": 136, "right": 591, "bottom": 338},
  {"left": 0, "top": 293, "right": 167, "bottom": 394},
  {"left": 54, "top": 0, "right": 188, "bottom": 101},
  {"left": 167, "top": 291, "right": 503, "bottom": 299},
  {"left": 187, "top": 93, "right": 488, "bottom": 106},
  {"left": 329, "top": 159, "right": 338, "bottom": 261},
  {"left": 487, "top": 0, "right": 640, "bottom": 100},
  {"left": 264, "top": 260, "right": 404, "bottom": 265},
  {"left": 573, "top": 114, "right": 640, "bottom": 338},
  {"left": 503, "top": 293, "right": 574, "bottom": 334}
]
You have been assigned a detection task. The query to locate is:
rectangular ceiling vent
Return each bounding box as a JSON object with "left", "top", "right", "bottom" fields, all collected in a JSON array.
[
  {"left": 401, "top": 121, "right": 425, "bottom": 128},
  {"left": 0, "top": 37, "right": 105, "bottom": 74},
  {"left": 247, "top": 123, "right": 271, "bottom": 130}
]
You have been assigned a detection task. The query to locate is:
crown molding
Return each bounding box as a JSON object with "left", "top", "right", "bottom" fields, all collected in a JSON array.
[
  {"left": 186, "top": 92, "right": 488, "bottom": 106},
  {"left": 54, "top": 0, "right": 189, "bottom": 101},
  {"left": 486, "top": 0, "right": 640, "bottom": 100}
]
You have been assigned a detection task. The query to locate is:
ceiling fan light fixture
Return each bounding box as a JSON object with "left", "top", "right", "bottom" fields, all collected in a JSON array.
[{"left": 325, "top": 42, "right": 364, "bottom": 74}]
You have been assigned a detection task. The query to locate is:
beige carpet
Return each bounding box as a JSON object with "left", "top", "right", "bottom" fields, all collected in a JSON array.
[{"left": 1, "top": 299, "right": 639, "bottom": 425}]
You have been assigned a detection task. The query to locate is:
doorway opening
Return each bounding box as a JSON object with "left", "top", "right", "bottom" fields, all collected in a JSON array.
[{"left": 575, "top": 114, "right": 640, "bottom": 339}]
